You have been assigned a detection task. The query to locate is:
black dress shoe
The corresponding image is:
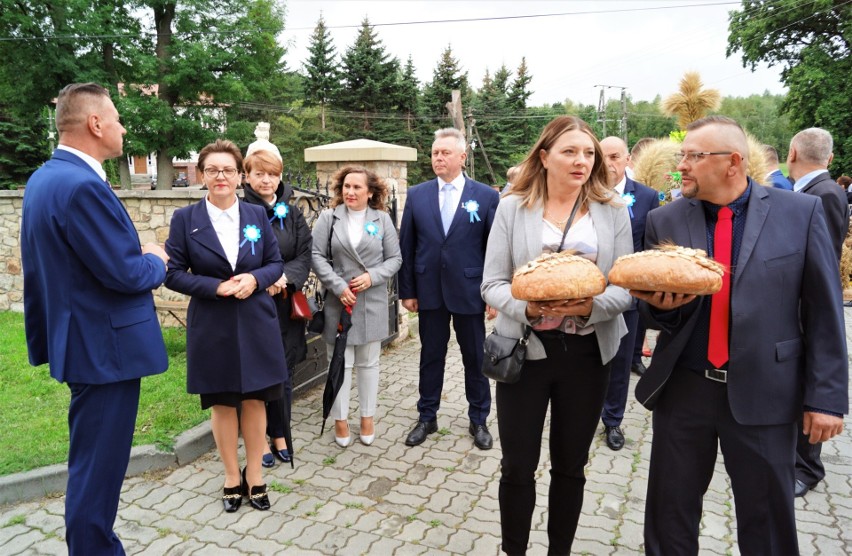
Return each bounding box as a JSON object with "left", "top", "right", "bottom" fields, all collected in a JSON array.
[
  {"left": 222, "top": 485, "right": 242, "bottom": 512},
  {"left": 242, "top": 467, "right": 271, "bottom": 510},
  {"left": 794, "top": 479, "right": 812, "bottom": 498},
  {"left": 404, "top": 419, "right": 438, "bottom": 446},
  {"left": 605, "top": 426, "right": 625, "bottom": 451},
  {"left": 261, "top": 452, "right": 275, "bottom": 468},
  {"left": 631, "top": 361, "right": 647, "bottom": 376},
  {"left": 469, "top": 423, "right": 493, "bottom": 450}
]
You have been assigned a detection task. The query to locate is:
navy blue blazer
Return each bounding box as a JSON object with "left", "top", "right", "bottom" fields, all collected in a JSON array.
[
  {"left": 165, "top": 199, "right": 287, "bottom": 394},
  {"left": 21, "top": 149, "right": 168, "bottom": 384},
  {"left": 399, "top": 177, "right": 499, "bottom": 314},
  {"left": 636, "top": 182, "right": 848, "bottom": 423},
  {"left": 623, "top": 177, "right": 660, "bottom": 253},
  {"left": 767, "top": 169, "right": 793, "bottom": 191}
]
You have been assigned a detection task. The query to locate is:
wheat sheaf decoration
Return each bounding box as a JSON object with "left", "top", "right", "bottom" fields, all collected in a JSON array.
[{"left": 661, "top": 72, "right": 722, "bottom": 130}]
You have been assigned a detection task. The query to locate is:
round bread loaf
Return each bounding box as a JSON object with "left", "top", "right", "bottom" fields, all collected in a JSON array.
[
  {"left": 511, "top": 251, "right": 606, "bottom": 301},
  {"left": 608, "top": 245, "right": 724, "bottom": 295}
]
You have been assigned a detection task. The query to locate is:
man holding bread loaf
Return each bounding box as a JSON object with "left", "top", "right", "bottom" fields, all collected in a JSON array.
[
  {"left": 598, "top": 136, "right": 660, "bottom": 451},
  {"left": 399, "top": 127, "right": 500, "bottom": 450},
  {"left": 631, "top": 116, "right": 847, "bottom": 555}
]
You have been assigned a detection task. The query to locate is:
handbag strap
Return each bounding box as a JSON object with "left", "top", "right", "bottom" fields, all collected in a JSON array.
[
  {"left": 555, "top": 198, "right": 581, "bottom": 254},
  {"left": 321, "top": 213, "right": 336, "bottom": 301}
]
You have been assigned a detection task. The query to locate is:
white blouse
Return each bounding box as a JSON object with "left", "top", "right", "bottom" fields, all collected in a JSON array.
[{"left": 205, "top": 196, "right": 240, "bottom": 271}]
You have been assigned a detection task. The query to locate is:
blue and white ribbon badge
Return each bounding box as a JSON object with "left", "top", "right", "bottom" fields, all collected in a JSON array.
[
  {"left": 621, "top": 192, "right": 635, "bottom": 218},
  {"left": 463, "top": 200, "right": 481, "bottom": 223},
  {"left": 364, "top": 221, "right": 383, "bottom": 239},
  {"left": 240, "top": 224, "right": 261, "bottom": 255},
  {"left": 270, "top": 203, "right": 289, "bottom": 229}
]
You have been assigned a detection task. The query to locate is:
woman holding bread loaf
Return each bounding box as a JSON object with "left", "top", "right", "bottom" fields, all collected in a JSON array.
[{"left": 481, "top": 115, "right": 633, "bottom": 554}]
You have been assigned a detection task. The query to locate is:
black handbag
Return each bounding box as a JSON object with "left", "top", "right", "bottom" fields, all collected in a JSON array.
[
  {"left": 306, "top": 214, "right": 335, "bottom": 334},
  {"left": 481, "top": 326, "right": 532, "bottom": 384}
]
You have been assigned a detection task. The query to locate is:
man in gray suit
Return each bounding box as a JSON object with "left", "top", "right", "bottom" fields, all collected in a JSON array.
[{"left": 787, "top": 127, "right": 850, "bottom": 497}]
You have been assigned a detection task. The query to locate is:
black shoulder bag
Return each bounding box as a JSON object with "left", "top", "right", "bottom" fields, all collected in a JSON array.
[
  {"left": 307, "top": 214, "right": 335, "bottom": 334},
  {"left": 481, "top": 200, "right": 580, "bottom": 383}
]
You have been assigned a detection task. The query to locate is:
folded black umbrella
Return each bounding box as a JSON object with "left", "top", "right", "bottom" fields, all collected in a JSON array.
[{"left": 320, "top": 303, "right": 353, "bottom": 434}]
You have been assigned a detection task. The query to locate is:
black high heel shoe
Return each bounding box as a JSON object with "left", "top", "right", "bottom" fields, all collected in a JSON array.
[
  {"left": 241, "top": 467, "right": 271, "bottom": 511},
  {"left": 222, "top": 481, "right": 242, "bottom": 513}
]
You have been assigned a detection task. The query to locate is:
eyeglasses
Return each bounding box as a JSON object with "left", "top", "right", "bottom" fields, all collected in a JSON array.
[
  {"left": 674, "top": 152, "right": 733, "bottom": 164},
  {"left": 203, "top": 167, "right": 239, "bottom": 179}
]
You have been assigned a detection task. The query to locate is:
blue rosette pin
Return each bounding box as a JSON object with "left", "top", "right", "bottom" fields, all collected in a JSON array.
[
  {"left": 463, "top": 199, "right": 481, "bottom": 223},
  {"left": 270, "top": 202, "right": 289, "bottom": 229},
  {"left": 364, "top": 221, "right": 382, "bottom": 239},
  {"left": 621, "top": 192, "right": 636, "bottom": 218},
  {"left": 240, "top": 224, "right": 261, "bottom": 255}
]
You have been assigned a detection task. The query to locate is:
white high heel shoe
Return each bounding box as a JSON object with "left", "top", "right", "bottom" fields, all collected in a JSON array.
[
  {"left": 360, "top": 418, "right": 375, "bottom": 446},
  {"left": 334, "top": 421, "right": 351, "bottom": 448}
]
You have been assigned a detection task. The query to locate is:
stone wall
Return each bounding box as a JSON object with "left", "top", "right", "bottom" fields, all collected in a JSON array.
[{"left": 0, "top": 189, "right": 204, "bottom": 314}]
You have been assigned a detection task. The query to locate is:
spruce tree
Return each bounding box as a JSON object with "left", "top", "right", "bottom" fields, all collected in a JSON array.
[
  {"left": 339, "top": 18, "right": 400, "bottom": 132},
  {"left": 303, "top": 14, "right": 340, "bottom": 131}
]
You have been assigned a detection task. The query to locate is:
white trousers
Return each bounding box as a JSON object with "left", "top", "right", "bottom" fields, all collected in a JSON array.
[{"left": 328, "top": 341, "right": 381, "bottom": 421}]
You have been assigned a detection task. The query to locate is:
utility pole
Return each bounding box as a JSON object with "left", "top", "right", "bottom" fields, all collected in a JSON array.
[{"left": 595, "top": 84, "right": 628, "bottom": 141}]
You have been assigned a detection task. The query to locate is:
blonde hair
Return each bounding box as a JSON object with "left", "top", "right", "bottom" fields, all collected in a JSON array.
[
  {"left": 244, "top": 149, "right": 283, "bottom": 176},
  {"left": 508, "top": 115, "right": 615, "bottom": 209}
]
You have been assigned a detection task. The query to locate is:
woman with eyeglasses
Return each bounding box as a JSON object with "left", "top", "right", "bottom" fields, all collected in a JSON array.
[{"left": 165, "top": 139, "right": 287, "bottom": 512}]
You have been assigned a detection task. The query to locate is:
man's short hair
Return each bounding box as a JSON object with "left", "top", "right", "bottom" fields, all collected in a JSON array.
[
  {"left": 791, "top": 128, "right": 833, "bottom": 166},
  {"left": 434, "top": 128, "right": 467, "bottom": 152},
  {"left": 763, "top": 144, "right": 780, "bottom": 165},
  {"left": 55, "top": 83, "right": 111, "bottom": 134},
  {"left": 630, "top": 137, "right": 654, "bottom": 160}
]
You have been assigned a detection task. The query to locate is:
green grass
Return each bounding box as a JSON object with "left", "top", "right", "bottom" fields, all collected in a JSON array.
[{"left": 0, "top": 311, "right": 208, "bottom": 476}]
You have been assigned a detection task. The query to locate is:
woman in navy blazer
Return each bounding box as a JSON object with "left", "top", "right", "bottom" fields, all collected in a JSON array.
[
  {"left": 165, "top": 140, "right": 286, "bottom": 512},
  {"left": 481, "top": 116, "right": 632, "bottom": 554}
]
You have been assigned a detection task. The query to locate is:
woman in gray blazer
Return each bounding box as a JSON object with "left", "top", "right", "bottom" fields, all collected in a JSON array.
[
  {"left": 312, "top": 166, "right": 402, "bottom": 448},
  {"left": 481, "top": 116, "right": 633, "bottom": 554}
]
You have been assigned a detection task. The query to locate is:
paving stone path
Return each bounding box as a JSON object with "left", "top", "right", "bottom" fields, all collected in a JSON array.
[{"left": 2, "top": 315, "right": 851, "bottom": 555}]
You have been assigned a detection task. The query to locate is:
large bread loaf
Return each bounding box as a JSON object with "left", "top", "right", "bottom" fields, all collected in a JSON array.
[
  {"left": 608, "top": 245, "right": 724, "bottom": 295},
  {"left": 511, "top": 252, "right": 606, "bottom": 301}
]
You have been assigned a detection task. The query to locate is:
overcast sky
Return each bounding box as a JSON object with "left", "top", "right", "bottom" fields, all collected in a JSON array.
[{"left": 280, "top": 0, "right": 786, "bottom": 108}]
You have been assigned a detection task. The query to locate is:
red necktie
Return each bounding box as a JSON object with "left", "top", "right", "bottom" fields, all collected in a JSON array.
[{"left": 708, "top": 207, "right": 733, "bottom": 368}]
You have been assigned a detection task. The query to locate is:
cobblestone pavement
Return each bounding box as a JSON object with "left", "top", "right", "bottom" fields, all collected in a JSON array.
[{"left": 2, "top": 315, "right": 851, "bottom": 555}]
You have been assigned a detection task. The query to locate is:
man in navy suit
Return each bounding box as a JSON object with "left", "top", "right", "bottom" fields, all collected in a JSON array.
[
  {"left": 21, "top": 83, "right": 169, "bottom": 555},
  {"left": 598, "top": 137, "right": 659, "bottom": 451},
  {"left": 763, "top": 144, "right": 793, "bottom": 190},
  {"left": 632, "top": 116, "right": 846, "bottom": 554},
  {"left": 787, "top": 127, "right": 849, "bottom": 498},
  {"left": 399, "top": 128, "right": 499, "bottom": 450}
]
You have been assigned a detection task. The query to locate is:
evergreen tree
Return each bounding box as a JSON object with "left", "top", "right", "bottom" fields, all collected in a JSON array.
[
  {"left": 422, "top": 45, "right": 470, "bottom": 122},
  {"left": 338, "top": 18, "right": 401, "bottom": 132},
  {"left": 509, "top": 57, "right": 534, "bottom": 147},
  {"left": 471, "top": 65, "right": 518, "bottom": 184},
  {"left": 303, "top": 14, "right": 340, "bottom": 131}
]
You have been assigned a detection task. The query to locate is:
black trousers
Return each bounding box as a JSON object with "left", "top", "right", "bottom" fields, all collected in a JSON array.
[
  {"left": 496, "top": 332, "right": 609, "bottom": 555},
  {"left": 601, "top": 308, "right": 639, "bottom": 427},
  {"left": 645, "top": 369, "right": 798, "bottom": 555},
  {"left": 795, "top": 417, "right": 824, "bottom": 487}
]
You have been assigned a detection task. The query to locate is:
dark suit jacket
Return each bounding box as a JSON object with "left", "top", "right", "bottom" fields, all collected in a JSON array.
[
  {"left": 165, "top": 199, "right": 286, "bottom": 394},
  {"left": 21, "top": 149, "right": 168, "bottom": 384},
  {"left": 798, "top": 171, "right": 849, "bottom": 261},
  {"left": 399, "top": 177, "right": 499, "bottom": 313},
  {"left": 623, "top": 177, "right": 660, "bottom": 253},
  {"left": 767, "top": 169, "right": 793, "bottom": 191},
  {"left": 636, "top": 183, "right": 848, "bottom": 424}
]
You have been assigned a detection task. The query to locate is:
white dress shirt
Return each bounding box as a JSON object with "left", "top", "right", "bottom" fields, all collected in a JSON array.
[
  {"left": 437, "top": 173, "right": 466, "bottom": 214},
  {"left": 57, "top": 145, "right": 107, "bottom": 182},
  {"left": 205, "top": 196, "right": 240, "bottom": 271}
]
